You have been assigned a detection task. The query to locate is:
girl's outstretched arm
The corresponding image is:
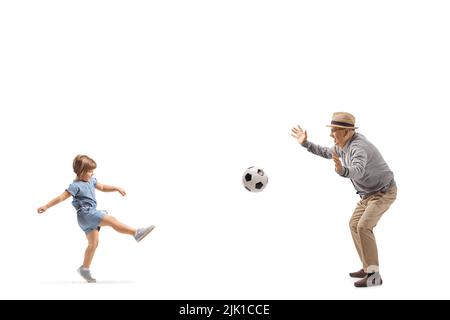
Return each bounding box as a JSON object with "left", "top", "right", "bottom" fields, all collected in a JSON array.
[
  {"left": 37, "top": 191, "right": 71, "bottom": 214},
  {"left": 95, "top": 182, "right": 126, "bottom": 196}
]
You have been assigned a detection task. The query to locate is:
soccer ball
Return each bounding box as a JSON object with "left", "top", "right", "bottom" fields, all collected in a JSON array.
[{"left": 242, "top": 166, "right": 268, "bottom": 192}]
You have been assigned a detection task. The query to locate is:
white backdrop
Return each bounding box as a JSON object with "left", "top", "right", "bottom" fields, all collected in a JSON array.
[{"left": 1, "top": 1, "right": 449, "bottom": 299}]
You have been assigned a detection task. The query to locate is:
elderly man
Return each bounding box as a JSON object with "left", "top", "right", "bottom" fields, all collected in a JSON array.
[{"left": 291, "top": 112, "right": 397, "bottom": 287}]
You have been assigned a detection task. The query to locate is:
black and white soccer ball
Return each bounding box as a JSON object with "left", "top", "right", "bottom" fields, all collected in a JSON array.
[{"left": 242, "top": 166, "right": 268, "bottom": 192}]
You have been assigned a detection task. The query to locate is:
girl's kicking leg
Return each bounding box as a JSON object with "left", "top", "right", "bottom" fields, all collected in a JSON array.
[
  {"left": 100, "top": 215, "right": 155, "bottom": 242},
  {"left": 100, "top": 215, "right": 136, "bottom": 235}
]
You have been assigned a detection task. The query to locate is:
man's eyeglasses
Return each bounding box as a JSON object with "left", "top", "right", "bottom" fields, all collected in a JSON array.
[{"left": 330, "top": 128, "right": 345, "bottom": 133}]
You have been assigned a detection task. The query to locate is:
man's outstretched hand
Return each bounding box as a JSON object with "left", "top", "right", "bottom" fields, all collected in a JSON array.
[{"left": 291, "top": 125, "right": 307, "bottom": 145}]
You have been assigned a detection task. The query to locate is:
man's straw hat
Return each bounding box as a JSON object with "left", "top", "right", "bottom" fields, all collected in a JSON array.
[{"left": 326, "top": 112, "right": 358, "bottom": 129}]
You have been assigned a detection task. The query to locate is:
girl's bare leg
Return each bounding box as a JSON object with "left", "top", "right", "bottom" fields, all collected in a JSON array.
[
  {"left": 83, "top": 230, "right": 99, "bottom": 268},
  {"left": 100, "top": 215, "right": 136, "bottom": 236}
]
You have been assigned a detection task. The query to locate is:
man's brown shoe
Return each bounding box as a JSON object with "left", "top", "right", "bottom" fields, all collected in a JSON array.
[
  {"left": 349, "top": 268, "right": 367, "bottom": 278},
  {"left": 354, "top": 272, "right": 383, "bottom": 287}
]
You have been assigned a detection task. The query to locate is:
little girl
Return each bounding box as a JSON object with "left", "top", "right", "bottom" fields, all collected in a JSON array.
[{"left": 37, "top": 154, "right": 155, "bottom": 283}]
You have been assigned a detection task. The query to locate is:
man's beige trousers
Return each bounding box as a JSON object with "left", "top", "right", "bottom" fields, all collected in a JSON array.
[{"left": 349, "top": 185, "right": 397, "bottom": 273}]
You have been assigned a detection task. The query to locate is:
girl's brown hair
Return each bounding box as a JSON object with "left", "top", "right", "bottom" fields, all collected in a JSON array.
[{"left": 73, "top": 155, "right": 97, "bottom": 179}]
